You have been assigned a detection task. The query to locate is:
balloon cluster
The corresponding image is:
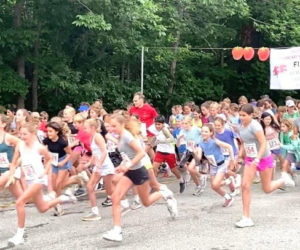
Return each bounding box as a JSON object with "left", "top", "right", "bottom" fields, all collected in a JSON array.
[{"left": 231, "top": 47, "right": 270, "bottom": 61}]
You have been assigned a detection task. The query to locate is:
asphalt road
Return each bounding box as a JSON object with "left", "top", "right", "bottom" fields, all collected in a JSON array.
[{"left": 0, "top": 170, "right": 300, "bottom": 250}]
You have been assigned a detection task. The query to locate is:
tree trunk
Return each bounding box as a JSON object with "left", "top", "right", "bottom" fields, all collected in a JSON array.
[
  {"left": 166, "top": 30, "right": 180, "bottom": 108},
  {"left": 14, "top": 0, "right": 25, "bottom": 109},
  {"left": 32, "top": 23, "right": 41, "bottom": 111}
]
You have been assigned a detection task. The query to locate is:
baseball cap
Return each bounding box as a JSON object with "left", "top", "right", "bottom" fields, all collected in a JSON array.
[
  {"left": 78, "top": 105, "right": 89, "bottom": 112},
  {"left": 286, "top": 100, "right": 296, "bottom": 107}
]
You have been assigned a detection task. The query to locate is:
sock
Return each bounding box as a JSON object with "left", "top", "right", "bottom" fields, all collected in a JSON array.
[
  {"left": 91, "top": 206, "right": 99, "bottom": 215},
  {"left": 120, "top": 199, "right": 129, "bottom": 208},
  {"left": 134, "top": 194, "right": 140, "bottom": 203},
  {"left": 100, "top": 178, "right": 104, "bottom": 185},
  {"left": 113, "top": 226, "right": 121, "bottom": 233},
  {"left": 196, "top": 185, "right": 201, "bottom": 188},
  {"left": 179, "top": 176, "right": 184, "bottom": 183},
  {"left": 107, "top": 195, "right": 111, "bottom": 199},
  {"left": 224, "top": 193, "right": 231, "bottom": 200},
  {"left": 16, "top": 227, "right": 24, "bottom": 237}
]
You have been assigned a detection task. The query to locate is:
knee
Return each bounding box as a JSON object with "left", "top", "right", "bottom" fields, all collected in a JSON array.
[
  {"left": 141, "top": 199, "right": 150, "bottom": 207},
  {"left": 262, "top": 186, "right": 272, "bottom": 194},
  {"left": 241, "top": 182, "right": 251, "bottom": 192},
  {"left": 211, "top": 182, "right": 219, "bottom": 191}
]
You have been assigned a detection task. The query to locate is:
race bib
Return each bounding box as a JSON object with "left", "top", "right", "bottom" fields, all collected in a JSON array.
[
  {"left": 0, "top": 152, "right": 9, "bottom": 168},
  {"left": 187, "top": 140, "right": 195, "bottom": 151},
  {"left": 206, "top": 154, "right": 217, "bottom": 166},
  {"left": 141, "top": 123, "right": 147, "bottom": 138},
  {"left": 68, "top": 135, "right": 77, "bottom": 145},
  {"left": 22, "top": 164, "right": 36, "bottom": 179},
  {"left": 244, "top": 143, "right": 258, "bottom": 158},
  {"left": 221, "top": 147, "right": 230, "bottom": 156},
  {"left": 268, "top": 138, "right": 281, "bottom": 150},
  {"left": 51, "top": 153, "right": 59, "bottom": 166}
]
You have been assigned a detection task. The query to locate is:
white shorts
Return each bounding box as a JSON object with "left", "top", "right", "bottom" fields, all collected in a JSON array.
[
  {"left": 93, "top": 163, "right": 115, "bottom": 176},
  {"left": 26, "top": 176, "right": 48, "bottom": 187}
]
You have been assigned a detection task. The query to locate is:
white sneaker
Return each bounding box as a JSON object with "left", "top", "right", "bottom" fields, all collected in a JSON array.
[
  {"left": 43, "top": 191, "right": 56, "bottom": 202},
  {"left": 131, "top": 200, "right": 142, "bottom": 210},
  {"left": 82, "top": 212, "right": 101, "bottom": 221},
  {"left": 166, "top": 197, "right": 178, "bottom": 219},
  {"left": 235, "top": 216, "right": 254, "bottom": 228},
  {"left": 230, "top": 188, "right": 240, "bottom": 197},
  {"left": 8, "top": 234, "right": 24, "bottom": 246},
  {"left": 281, "top": 172, "right": 295, "bottom": 187},
  {"left": 224, "top": 178, "right": 231, "bottom": 185},
  {"left": 103, "top": 229, "right": 122, "bottom": 242},
  {"left": 59, "top": 194, "right": 77, "bottom": 204},
  {"left": 159, "top": 184, "right": 174, "bottom": 200},
  {"left": 192, "top": 186, "right": 203, "bottom": 196},
  {"left": 234, "top": 174, "right": 241, "bottom": 188}
]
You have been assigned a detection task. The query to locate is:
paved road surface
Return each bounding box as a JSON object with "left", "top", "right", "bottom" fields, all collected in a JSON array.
[{"left": 0, "top": 171, "right": 300, "bottom": 250}]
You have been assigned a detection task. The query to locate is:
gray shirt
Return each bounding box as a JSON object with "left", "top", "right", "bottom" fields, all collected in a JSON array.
[
  {"left": 118, "top": 129, "right": 142, "bottom": 170},
  {"left": 238, "top": 119, "right": 270, "bottom": 158}
]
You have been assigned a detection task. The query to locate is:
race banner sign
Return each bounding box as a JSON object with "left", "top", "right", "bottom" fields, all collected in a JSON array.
[{"left": 270, "top": 47, "right": 300, "bottom": 90}]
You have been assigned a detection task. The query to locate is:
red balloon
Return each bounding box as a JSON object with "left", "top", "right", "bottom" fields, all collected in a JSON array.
[
  {"left": 232, "top": 47, "right": 244, "bottom": 60},
  {"left": 243, "top": 47, "right": 255, "bottom": 61},
  {"left": 257, "top": 47, "right": 270, "bottom": 61}
]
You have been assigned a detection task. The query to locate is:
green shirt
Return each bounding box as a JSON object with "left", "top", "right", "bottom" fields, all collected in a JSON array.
[{"left": 283, "top": 111, "right": 299, "bottom": 120}]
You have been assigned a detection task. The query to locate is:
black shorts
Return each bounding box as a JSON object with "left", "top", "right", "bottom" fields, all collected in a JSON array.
[{"left": 125, "top": 166, "right": 149, "bottom": 185}]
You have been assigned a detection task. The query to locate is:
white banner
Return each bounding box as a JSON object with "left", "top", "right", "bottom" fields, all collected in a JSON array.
[{"left": 270, "top": 47, "right": 300, "bottom": 90}]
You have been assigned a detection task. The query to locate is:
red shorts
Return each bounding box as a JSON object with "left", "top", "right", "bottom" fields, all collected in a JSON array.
[{"left": 154, "top": 152, "right": 176, "bottom": 169}]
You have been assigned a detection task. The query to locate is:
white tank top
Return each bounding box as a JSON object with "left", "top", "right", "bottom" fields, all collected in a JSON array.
[
  {"left": 19, "top": 140, "right": 45, "bottom": 180},
  {"left": 91, "top": 135, "right": 113, "bottom": 167}
]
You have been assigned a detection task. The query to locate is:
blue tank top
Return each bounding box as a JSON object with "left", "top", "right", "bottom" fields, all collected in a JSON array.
[
  {"left": 0, "top": 133, "right": 14, "bottom": 163},
  {"left": 199, "top": 138, "right": 224, "bottom": 165}
]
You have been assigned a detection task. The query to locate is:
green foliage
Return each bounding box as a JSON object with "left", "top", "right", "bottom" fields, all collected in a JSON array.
[{"left": 0, "top": 0, "right": 299, "bottom": 115}]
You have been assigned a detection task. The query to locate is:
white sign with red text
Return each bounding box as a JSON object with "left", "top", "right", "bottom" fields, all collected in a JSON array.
[{"left": 270, "top": 47, "right": 300, "bottom": 90}]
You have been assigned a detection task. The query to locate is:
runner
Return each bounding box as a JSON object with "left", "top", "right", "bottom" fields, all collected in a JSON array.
[
  {"left": 102, "top": 114, "right": 177, "bottom": 242},
  {"left": 235, "top": 104, "right": 294, "bottom": 228}
]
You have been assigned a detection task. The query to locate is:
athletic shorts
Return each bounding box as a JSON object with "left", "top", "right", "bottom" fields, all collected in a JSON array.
[
  {"left": 52, "top": 155, "right": 71, "bottom": 174},
  {"left": 245, "top": 154, "right": 274, "bottom": 172},
  {"left": 286, "top": 153, "right": 296, "bottom": 163},
  {"left": 210, "top": 162, "right": 227, "bottom": 176},
  {"left": 271, "top": 149, "right": 281, "bottom": 156},
  {"left": 125, "top": 166, "right": 149, "bottom": 185},
  {"left": 154, "top": 152, "right": 176, "bottom": 169},
  {"left": 92, "top": 163, "right": 115, "bottom": 176},
  {"left": 0, "top": 167, "right": 9, "bottom": 174},
  {"left": 26, "top": 176, "right": 48, "bottom": 187}
]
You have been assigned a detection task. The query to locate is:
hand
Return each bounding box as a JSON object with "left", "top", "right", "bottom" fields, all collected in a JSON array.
[
  {"left": 118, "top": 164, "right": 129, "bottom": 173},
  {"left": 5, "top": 174, "right": 15, "bottom": 188},
  {"left": 57, "top": 162, "right": 62, "bottom": 168},
  {"left": 228, "top": 159, "right": 235, "bottom": 170}
]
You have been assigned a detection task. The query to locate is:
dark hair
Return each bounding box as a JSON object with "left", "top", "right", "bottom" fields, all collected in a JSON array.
[
  {"left": 239, "top": 104, "right": 254, "bottom": 115},
  {"left": 260, "top": 112, "right": 280, "bottom": 132},
  {"left": 155, "top": 115, "right": 165, "bottom": 124},
  {"left": 46, "top": 121, "right": 63, "bottom": 137}
]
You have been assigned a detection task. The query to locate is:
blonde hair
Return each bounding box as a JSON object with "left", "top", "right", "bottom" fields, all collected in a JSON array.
[
  {"left": 281, "top": 119, "right": 294, "bottom": 131},
  {"left": 125, "top": 117, "right": 141, "bottom": 138},
  {"left": 183, "top": 116, "right": 193, "bottom": 125},
  {"left": 21, "top": 122, "right": 37, "bottom": 134},
  {"left": 209, "top": 102, "right": 219, "bottom": 110},
  {"left": 64, "top": 107, "right": 76, "bottom": 117},
  {"left": 0, "top": 114, "right": 11, "bottom": 132},
  {"left": 85, "top": 118, "right": 101, "bottom": 132},
  {"left": 74, "top": 113, "right": 86, "bottom": 123}
]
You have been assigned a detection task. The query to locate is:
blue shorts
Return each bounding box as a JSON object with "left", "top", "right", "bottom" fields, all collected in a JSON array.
[{"left": 52, "top": 155, "right": 71, "bottom": 174}]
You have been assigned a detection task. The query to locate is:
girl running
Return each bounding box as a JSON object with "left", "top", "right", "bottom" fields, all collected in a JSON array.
[
  {"left": 102, "top": 114, "right": 177, "bottom": 242},
  {"left": 235, "top": 104, "right": 294, "bottom": 228},
  {"left": 6, "top": 122, "right": 76, "bottom": 246},
  {"left": 194, "top": 124, "right": 235, "bottom": 207},
  {"left": 43, "top": 121, "right": 72, "bottom": 216},
  {"left": 81, "top": 119, "right": 115, "bottom": 221}
]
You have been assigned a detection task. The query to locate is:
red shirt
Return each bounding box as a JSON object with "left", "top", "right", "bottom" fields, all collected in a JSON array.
[{"left": 130, "top": 104, "right": 157, "bottom": 136}]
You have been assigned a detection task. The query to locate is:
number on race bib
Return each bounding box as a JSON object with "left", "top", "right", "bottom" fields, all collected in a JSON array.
[
  {"left": 51, "top": 153, "right": 59, "bottom": 166},
  {"left": 68, "top": 135, "right": 76, "bottom": 145},
  {"left": 268, "top": 138, "right": 281, "bottom": 150},
  {"left": 244, "top": 143, "right": 258, "bottom": 158},
  {"left": 206, "top": 154, "right": 217, "bottom": 166},
  {"left": 221, "top": 147, "right": 229, "bottom": 156},
  {"left": 0, "top": 153, "right": 9, "bottom": 168},
  {"left": 22, "top": 164, "right": 36, "bottom": 179}
]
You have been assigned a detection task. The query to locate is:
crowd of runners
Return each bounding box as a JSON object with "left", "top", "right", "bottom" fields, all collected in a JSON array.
[{"left": 0, "top": 92, "right": 300, "bottom": 246}]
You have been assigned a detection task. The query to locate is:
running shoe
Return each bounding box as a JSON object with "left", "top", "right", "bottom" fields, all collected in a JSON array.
[
  {"left": 103, "top": 229, "right": 122, "bottom": 242},
  {"left": 8, "top": 234, "right": 24, "bottom": 246},
  {"left": 282, "top": 172, "right": 295, "bottom": 187},
  {"left": 59, "top": 194, "right": 77, "bottom": 204},
  {"left": 102, "top": 197, "right": 112, "bottom": 207},
  {"left": 230, "top": 188, "right": 240, "bottom": 197},
  {"left": 54, "top": 204, "right": 64, "bottom": 216},
  {"left": 96, "top": 183, "right": 105, "bottom": 191},
  {"left": 121, "top": 206, "right": 131, "bottom": 216},
  {"left": 131, "top": 200, "right": 142, "bottom": 210},
  {"left": 234, "top": 174, "right": 242, "bottom": 188},
  {"left": 235, "top": 216, "right": 254, "bottom": 228},
  {"left": 82, "top": 212, "right": 101, "bottom": 221},
  {"left": 159, "top": 184, "right": 174, "bottom": 200},
  {"left": 166, "top": 197, "right": 178, "bottom": 219},
  {"left": 192, "top": 186, "right": 203, "bottom": 196},
  {"left": 253, "top": 177, "right": 260, "bottom": 184},
  {"left": 223, "top": 196, "right": 234, "bottom": 207},
  {"left": 179, "top": 181, "right": 185, "bottom": 193},
  {"left": 74, "top": 188, "right": 86, "bottom": 197}
]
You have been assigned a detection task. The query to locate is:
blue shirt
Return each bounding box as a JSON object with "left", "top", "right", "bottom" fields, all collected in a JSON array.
[
  {"left": 199, "top": 138, "right": 224, "bottom": 165},
  {"left": 215, "top": 129, "right": 237, "bottom": 156}
]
